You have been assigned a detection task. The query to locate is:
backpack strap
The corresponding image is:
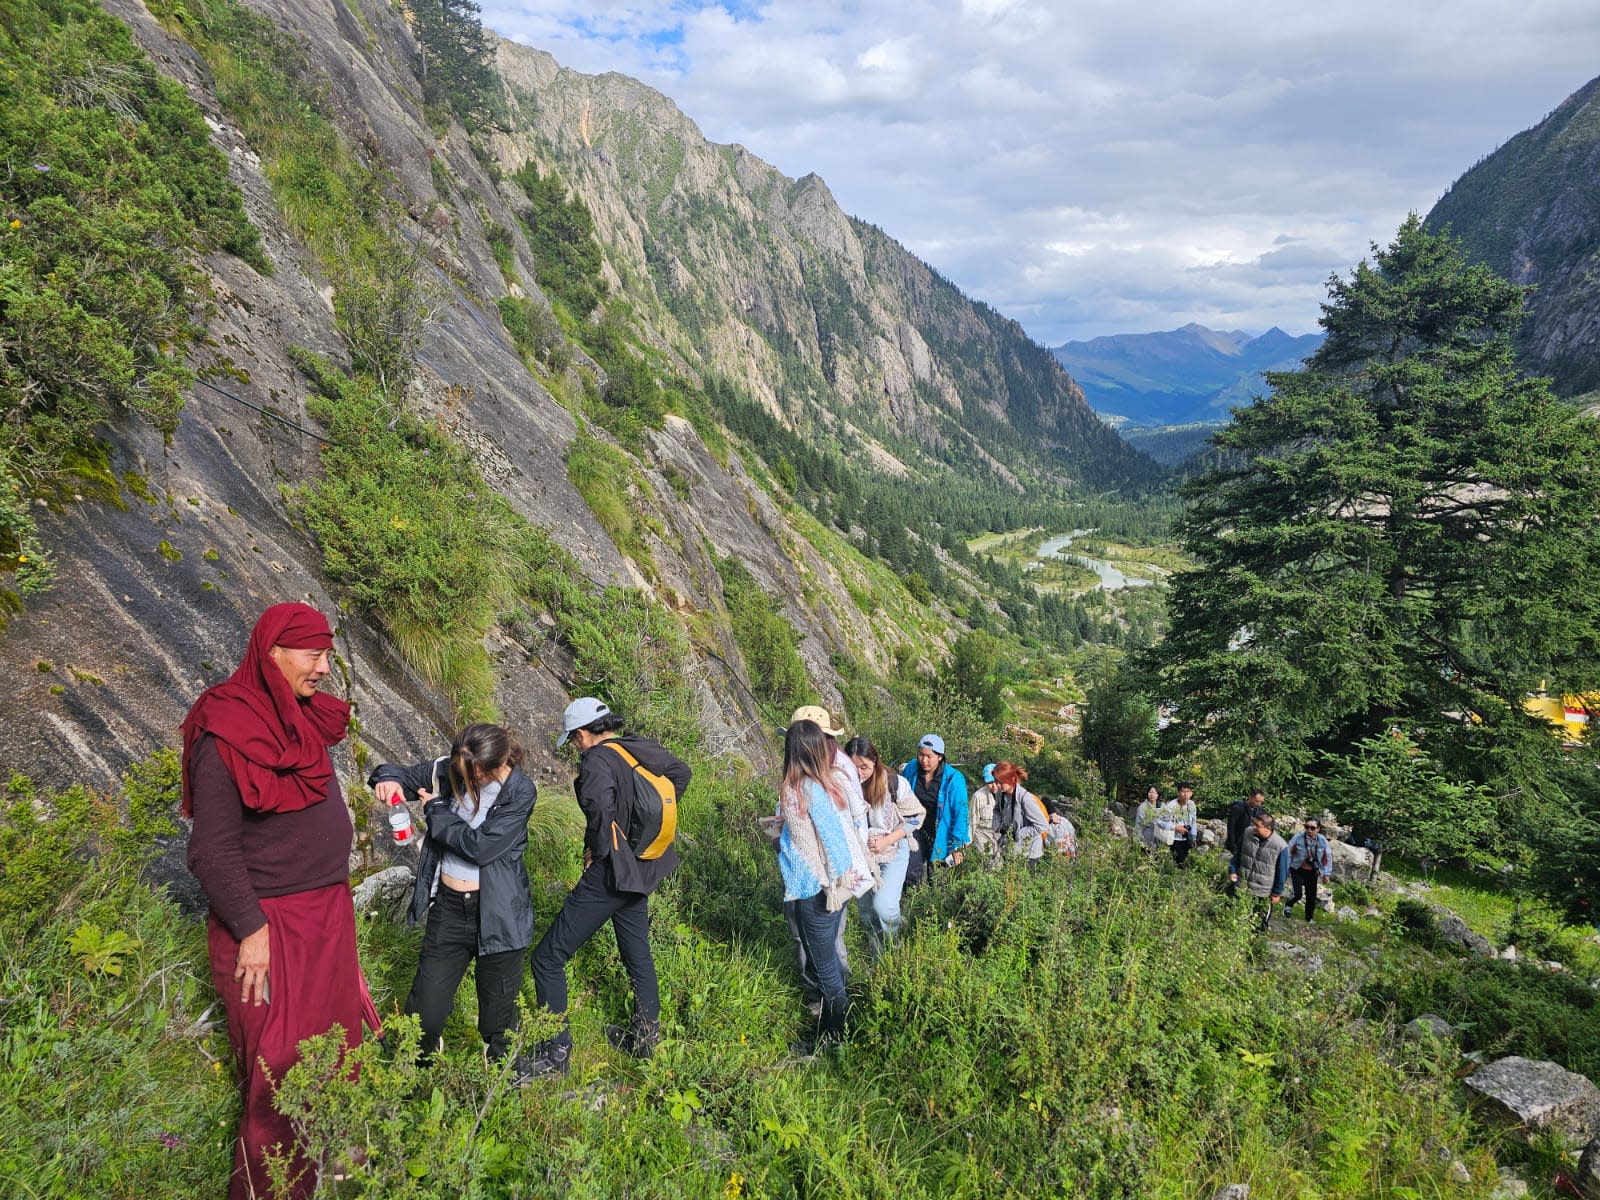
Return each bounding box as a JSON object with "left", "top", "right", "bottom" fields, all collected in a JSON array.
[
  {"left": 602, "top": 741, "right": 638, "bottom": 851},
  {"left": 602, "top": 740, "right": 640, "bottom": 769}
]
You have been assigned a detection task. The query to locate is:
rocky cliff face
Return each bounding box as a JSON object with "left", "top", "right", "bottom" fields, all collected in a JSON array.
[
  {"left": 1427, "top": 74, "right": 1600, "bottom": 397},
  {"left": 0, "top": 0, "right": 1142, "bottom": 800},
  {"left": 491, "top": 40, "right": 1146, "bottom": 485}
]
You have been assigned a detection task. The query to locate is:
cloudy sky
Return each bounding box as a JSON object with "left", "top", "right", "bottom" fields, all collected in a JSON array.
[{"left": 480, "top": 1, "right": 1600, "bottom": 345}]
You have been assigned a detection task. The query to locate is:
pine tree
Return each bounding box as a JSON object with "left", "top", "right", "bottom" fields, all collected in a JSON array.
[
  {"left": 411, "top": 0, "right": 497, "bottom": 131},
  {"left": 1150, "top": 216, "right": 1600, "bottom": 777}
]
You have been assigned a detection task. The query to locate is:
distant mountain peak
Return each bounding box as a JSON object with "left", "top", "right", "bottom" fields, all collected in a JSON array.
[{"left": 1052, "top": 323, "right": 1324, "bottom": 427}]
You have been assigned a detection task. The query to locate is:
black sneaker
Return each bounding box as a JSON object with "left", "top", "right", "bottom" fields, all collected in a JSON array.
[
  {"left": 511, "top": 1044, "right": 570, "bottom": 1083},
  {"left": 605, "top": 1020, "right": 659, "bottom": 1060}
]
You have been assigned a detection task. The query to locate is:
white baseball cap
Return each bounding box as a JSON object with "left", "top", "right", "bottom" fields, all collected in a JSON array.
[{"left": 558, "top": 697, "right": 611, "bottom": 746}]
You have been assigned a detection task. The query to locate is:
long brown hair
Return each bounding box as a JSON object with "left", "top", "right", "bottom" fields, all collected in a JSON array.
[
  {"left": 782, "top": 720, "right": 845, "bottom": 816},
  {"left": 449, "top": 723, "right": 523, "bottom": 817},
  {"left": 842, "top": 735, "right": 888, "bottom": 808}
]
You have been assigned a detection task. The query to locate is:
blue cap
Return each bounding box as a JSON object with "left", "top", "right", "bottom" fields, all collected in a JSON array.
[
  {"left": 918, "top": 733, "right": 945, "bottom": 756},
  {"left": 982, "top": 762, "right": 996, "bottom": 783}
]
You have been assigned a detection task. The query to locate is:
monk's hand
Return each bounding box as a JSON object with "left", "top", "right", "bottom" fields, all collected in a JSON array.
[
  {"left": 374, "top": 780, "right": 403, "bottom": 805},
  {"left": 237, "top": 924, "right": 271, "bottom": 1006}
]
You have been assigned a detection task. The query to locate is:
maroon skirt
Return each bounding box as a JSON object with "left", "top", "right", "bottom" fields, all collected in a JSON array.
[{"left": 209, "top": 882, "right": 380, "bottom": 1200}]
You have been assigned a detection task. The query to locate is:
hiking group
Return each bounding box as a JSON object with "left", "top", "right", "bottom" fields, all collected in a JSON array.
[{"left": 184, "top": 602, "right": 1289, "bottom": 1199}]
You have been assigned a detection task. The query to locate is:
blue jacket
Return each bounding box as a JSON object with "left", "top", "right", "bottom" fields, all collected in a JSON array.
[
  {"left": 1287, "top": 832, "right": 1332, "bottom": 878},
  {"left": 900, "top": 760, "right": 970, "bottom": 863}
]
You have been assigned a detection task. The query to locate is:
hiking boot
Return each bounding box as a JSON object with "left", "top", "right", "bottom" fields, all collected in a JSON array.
[
  {"left": 511, "top": 1042, "right": 570, "bottom": 1083},
  {"left": 605, "top": 1019, "right": 660, "bottom": 1060}
]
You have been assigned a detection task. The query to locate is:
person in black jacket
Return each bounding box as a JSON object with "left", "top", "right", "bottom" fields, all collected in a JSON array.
[
  {"left": 369, "top": 724, "right": 537, "bottom": 1069},
  {"left": 1223, "top": 789, "right": 1266, "bottom": 897},
  {"left": 519, "top": 698, "right": 692, "bottom": 1079}
]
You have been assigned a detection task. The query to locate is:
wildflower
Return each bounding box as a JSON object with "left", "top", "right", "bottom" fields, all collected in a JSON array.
[
  {"left": 32, "top": 163, "right": 49, "bottom": 172},
  {"left": 158, "top": 1131, "right": 181, "bottom": 1149},
  {"left": 7, "top": 219, "right": 18, "bottom": 229},
  {"left": 724, "top": 1173, "right": 743, "bottom": 1199}
]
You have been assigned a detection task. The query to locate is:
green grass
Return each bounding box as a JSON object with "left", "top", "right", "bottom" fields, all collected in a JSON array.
[
  {"left": 4, "top": 762, "right": 1531, "bottom": 1198},
  {"left": 1387, "top": 856, "right": 1600, "bottom": 977}
]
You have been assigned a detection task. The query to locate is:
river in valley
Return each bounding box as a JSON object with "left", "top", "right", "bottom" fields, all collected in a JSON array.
[{"left": 1035, "top": 529, "right": 1156, "bottom": 591}]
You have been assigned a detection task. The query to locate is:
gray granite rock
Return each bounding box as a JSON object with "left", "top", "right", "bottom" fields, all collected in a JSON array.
[
  {"left": 1577, "top": 1135, "right": 1600, "bottom": 1199},
  {"left": 1404, "top": 1013, "right": 1457, "bottom": 1041},
  {"left": 1465, "top": 1057, "right": 1600, "bottom": 1145},
  {"left": 1436, "top": 911, "right": 1495, "bottom": 956},
  {"left": 352, "top": 865, "right": 415, "bottom": 916}
]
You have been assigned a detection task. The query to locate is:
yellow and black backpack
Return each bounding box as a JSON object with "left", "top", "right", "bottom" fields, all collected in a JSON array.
[{"left": 603, "top": 742, "right": 678, "bottom": 861}]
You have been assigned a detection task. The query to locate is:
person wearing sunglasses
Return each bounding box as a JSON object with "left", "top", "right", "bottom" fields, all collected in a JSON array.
[{"left": 1284, "top": 817, "right": 1333, "bottom": 922}]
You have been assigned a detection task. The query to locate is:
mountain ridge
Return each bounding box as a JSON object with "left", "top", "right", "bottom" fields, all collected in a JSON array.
[
  {"left": 1426, "top": 73, "right": 1600, "bottom": 396},
  {"left": 1051, "top": 323, "right": 1324, "bottom": 426}
]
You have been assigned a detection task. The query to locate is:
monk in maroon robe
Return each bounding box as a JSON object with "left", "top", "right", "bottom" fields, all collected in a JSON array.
[{"left": 182, "top": 602, "right": 378, "bottom": 1199}]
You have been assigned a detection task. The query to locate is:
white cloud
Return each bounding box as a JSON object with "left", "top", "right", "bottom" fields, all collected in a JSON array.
[{"left": 483, "top": 0, "right": 1600, "bottom": 342}]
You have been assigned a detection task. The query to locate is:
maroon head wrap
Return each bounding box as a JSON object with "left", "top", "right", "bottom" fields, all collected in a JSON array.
[{"left": 180, "top": 603, "right": 351, "bottom": 818}]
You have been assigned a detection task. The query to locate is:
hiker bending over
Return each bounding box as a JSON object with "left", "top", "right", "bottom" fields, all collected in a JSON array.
[{"left": 521, "top": 699, "right": 690, "bottom": 1078}]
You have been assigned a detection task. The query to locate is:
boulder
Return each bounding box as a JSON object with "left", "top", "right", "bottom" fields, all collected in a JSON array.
[
  {"left": 1326, "top": 838, "right": 1374, "bottom": 881},
  {"left": 1404, "top": 1013, "right": 1457, "bottom": 1042},
  {"left": 1106, "top": 814, "right": 1129, "bottom": 839},
  {"left": 1500, "top": 944, "right": 1519, "bottom": 962},
  {"left": 1436, "top": 911, "right": 1495, "bottom": 957},
  {"left": 1490, "top": 1168, "right": 1529, "bottom": 1200},
  {"left": 1465, "top": 1057, "right": 1600, "bottom": 1145},
  {"left": 352, "top": 865, "right": 415, "bottom": 915},
  {"left": 1211, "top": 1187, "right": 1249, "bottom": 1200},
  {"left": 1577, "top": 1135, "right": 1600, "bottom": 1199}
]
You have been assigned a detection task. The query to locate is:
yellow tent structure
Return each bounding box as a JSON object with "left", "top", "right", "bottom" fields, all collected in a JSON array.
[{"left": 1525, "top": 685, "right": 1597, "bottom": 741}]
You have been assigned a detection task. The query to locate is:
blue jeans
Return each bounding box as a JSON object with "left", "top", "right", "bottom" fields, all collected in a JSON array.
[
  {"left": 859, "top": 843, "right": 909, "bottom": 949},
  {"left": 786, "top": 892, "right": 848, "bottom": 1040}
]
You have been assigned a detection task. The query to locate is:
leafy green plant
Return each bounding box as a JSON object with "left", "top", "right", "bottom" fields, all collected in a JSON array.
[
  {"left": 291, "top": 350, "right": 524, "bottom": 720},
  {"left": 67, "top": 921, "right": 141, "bottom": 976},
  {"left": 565, "top": 431, "right": 659, "bottom": 577}
]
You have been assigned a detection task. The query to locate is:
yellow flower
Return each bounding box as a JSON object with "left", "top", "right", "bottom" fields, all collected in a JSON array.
[
  {"left": 724, "top": 1173, "right": 744, "bottom": 1199},
  {"left": 8, "top": 219, "right": 19, "bottom": 229}
]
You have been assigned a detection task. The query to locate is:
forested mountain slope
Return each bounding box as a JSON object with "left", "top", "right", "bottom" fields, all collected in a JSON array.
[
  {"left": 490, "top": 41, "right": 1149, "bottom": 485},
  {"left": 1426, "top": 73, "right": 1600, "bottom": 396},
  {"left": 0, "top": 0, "right": 1151, "bottom": 796}
]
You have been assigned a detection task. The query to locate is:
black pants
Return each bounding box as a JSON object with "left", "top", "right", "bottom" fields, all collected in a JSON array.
[
  {"left": 528, "top": 860, "right": 658, "bottom": 1052},
  {"left": 1288, "top": 868, "right": 1321, "bottom": 921},
  {"left": 404, "top": 888, "right": 528, "bottom": 1060},
  {"left": 1170, "top": 835, "right": 1193, "bottom": 867}
]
